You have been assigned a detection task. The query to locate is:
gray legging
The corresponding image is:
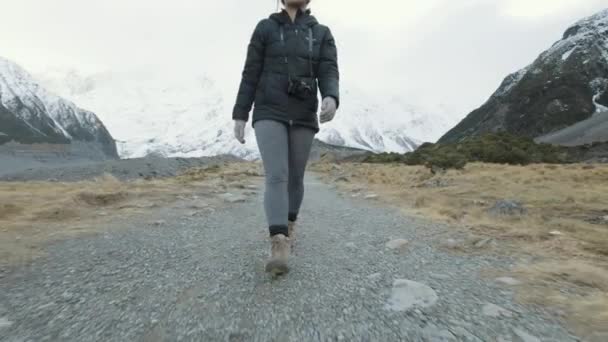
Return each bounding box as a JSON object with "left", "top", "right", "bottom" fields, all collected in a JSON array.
[{"left": 254, "top": 120, "right": 316, "bottom": 236}]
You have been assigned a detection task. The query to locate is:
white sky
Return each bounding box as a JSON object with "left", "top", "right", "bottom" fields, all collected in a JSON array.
[{"left": 2, "top": 0, "right": 607, "bottom": 116}]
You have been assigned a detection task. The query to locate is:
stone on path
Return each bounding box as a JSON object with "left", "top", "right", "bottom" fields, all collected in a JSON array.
[
  {"left": 367, "top": 273, "right": 381, "bottom": 280},
  {"left": 495, "top": 277, "right": 521, "bottom": 286},
  {"left": 488, "top": 200, "right": 527, "bottom": 217},
  {"left": 0, "top": 317, "right": 13, "bottom": 329},
  {"left": 421, "top": 324, "right": 456, "bottom": 341},
  {"left": 441, "top": 238, "right": 464, "bottom": 250},
  {"left": 220, "top": 193, "right": 248, "bottom": 203},
  {"left": 364, "top": 193, "right": 379, "bottom": 200},
  {"left": 513, "top": 328, "right": 541, "bottom": 342},
  {"left": 385, "top": 279, "right": 438, "bottom": 311},
  {"left": 482, "top": 303, "right": 513, "bottom": 318},
  {"left": 385, "top": 239, "right": 409, "bottom": 251},
  {"left": 345, "top": 242, "right": 357, "bottom": 250},
  {"left": 474, "top": 237, "right": 493, "bottom": 248}
]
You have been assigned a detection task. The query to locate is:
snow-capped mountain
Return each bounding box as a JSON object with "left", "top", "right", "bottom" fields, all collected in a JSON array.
[
  {"left": 0, "top": 57, "right": 117, "bottom": 157},
  {"left": 440, "top": 8, "right": 608, "bottom": 143},
  {"left": 38, "top": 68, "right": 453, "bottom": 159}
]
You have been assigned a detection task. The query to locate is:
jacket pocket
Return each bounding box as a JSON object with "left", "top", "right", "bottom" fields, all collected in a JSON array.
[{"left": 265, "top": 73, "right": 289, "bottom": 107}]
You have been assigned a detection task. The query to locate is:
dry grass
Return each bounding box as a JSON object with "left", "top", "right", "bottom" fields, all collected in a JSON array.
[
  {"left": 0, "top": 161, "right": 262, "bottom": 266},
  {"left": 312, "top": 161, "right": 608, "bottom": 335}
]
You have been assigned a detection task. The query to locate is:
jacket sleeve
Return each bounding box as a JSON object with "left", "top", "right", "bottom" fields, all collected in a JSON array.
[
  {"left": 317, "top": 27, "right": 340, "bottom": 108},
  {"left": 232, "top": 20, "right": 266, "bottom": 121}
]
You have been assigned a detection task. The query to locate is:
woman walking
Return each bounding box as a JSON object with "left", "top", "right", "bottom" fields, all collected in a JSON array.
[{"left": 232, "top": 0, "right": 340, "bottom": 275}]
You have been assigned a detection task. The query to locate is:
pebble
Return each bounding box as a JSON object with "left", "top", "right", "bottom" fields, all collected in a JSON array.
[
  {"left": 495, "top": 277, "right": 521, "bottom": 286},
  {"left": 482, "top": 303, "right": 513, "bottom": 318},
  {"left": 364, "top": 194, "right": 379, "bottom": 200},
  {"left": 474, "top": 238, "right": 493, "bottom": 248},
  {"left": 0, "top": 317, "right": 13, "bottom": 329},
  {"left": 367, "top": 273, "right": 381, "bottom": 280},
  {"left": 345, "top": 242, "right": 357, "bottom": 250},
  {"left": 385, "top": 279, "right": 438, "bottom": 311},
  {"left": 221, "top": 193, "right": 247, "bottom": 203},
  {"left": 513, "top": 328, "right": 541, "bottom": 342},
  {"left": 385, "top": 239, "right": 409, "bottom": 251},
  {"left": 441, "top": 238, "right": 462, "bottom": 249}
]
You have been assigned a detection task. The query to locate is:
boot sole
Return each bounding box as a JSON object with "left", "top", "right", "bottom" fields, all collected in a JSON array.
[{"left": 265, "top": 260, "right": 289, "bottom": 276}]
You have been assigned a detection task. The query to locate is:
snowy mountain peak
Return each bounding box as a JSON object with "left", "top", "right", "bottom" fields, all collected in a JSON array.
[
  {"left": 0, "top": 57, "right": 117, "bottom": 157},
  {"left": 38, "top": 69, "right": 454, "bottom": 159},
  {"left": 439, "top": 8, "right": 608, "bottom": 143}
]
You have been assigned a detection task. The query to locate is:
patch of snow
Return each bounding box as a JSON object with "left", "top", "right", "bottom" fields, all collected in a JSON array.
[
  {"left": 561, "top": 46, "right": 576, "bottom": 61},
  {"left": 0, "top": 56, "right": 107, "bottom": 141},
  {"left": 593, "top": 92, "right": 608, "bottom": 113},
  {"left": 38, "top": 68, "right": 456, "bottom": 159}
]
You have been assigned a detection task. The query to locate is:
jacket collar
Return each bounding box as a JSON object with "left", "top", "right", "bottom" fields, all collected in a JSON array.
[{"left": 269, "top": 8, "right": 318, "bottom": 26}]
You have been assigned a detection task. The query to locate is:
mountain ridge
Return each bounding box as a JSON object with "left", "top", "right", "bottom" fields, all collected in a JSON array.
[
  {"left": 0, "top": 57, "right": 118, "bottom": 158},
  {"left": 38, "top": 69, "right": 455, "bottom": 159},
  {"left": 439, "top": 8, "right": 608, "bottom": 144}
]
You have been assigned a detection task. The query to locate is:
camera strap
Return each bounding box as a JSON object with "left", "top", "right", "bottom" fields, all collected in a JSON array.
[
  {"left": 279, "top": 25, "right": 315, "bottom": 80},
  {"left": 307, "top": 27, "right": 313, "bottom": 79}
]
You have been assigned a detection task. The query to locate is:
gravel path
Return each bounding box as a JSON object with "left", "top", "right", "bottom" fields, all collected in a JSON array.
[{"left": 0, "top": 174, "right": 577, "bottom": 341}]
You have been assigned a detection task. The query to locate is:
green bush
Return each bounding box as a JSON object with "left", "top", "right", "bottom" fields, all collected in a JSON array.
[{"left": 361, "top": 132, "right": 577, "bottom": 170}]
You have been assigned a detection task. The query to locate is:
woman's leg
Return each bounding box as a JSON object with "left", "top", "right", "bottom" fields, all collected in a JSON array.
[
  {"left": 254, "top": 120, "right": 290, "bottom": 237},
  {"left": 287, "top": 125, "right": 316, "bottom": 222}
]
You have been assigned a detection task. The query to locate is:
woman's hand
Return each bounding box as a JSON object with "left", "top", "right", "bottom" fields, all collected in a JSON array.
[
  {"left": 234, "top": 120, "right": 247, "bottom": 144},
  {"left": 319, "top": 97, "right": 337, "bottom": 124}
]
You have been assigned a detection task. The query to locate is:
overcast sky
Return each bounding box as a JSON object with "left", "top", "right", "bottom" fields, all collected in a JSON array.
[{"left": 2, "top": 0, "right": 607, "bottom": 116}]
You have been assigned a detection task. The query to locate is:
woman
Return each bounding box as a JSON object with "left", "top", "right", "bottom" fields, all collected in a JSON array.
[{"left": 232, "top": 0, "right": 339, "bottom": 275}]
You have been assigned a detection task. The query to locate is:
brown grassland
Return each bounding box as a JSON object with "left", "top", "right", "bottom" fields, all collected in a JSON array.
[
  {"left": 312, "top": 161, "right": 608, "bottom": 338},
  {"left": 0, "top": 162, "right": 261, "bottom": 266}
]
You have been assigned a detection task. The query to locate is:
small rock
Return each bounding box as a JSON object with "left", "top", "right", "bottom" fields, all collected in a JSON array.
[
  {"left": 385, "top": 279, "right": 438, "bottom": 311},
  {"left": 422, "top": 324, "right": 456, "bottom": 341},
  {"left": 441, "top": 238, "right": 463, "bottom": 249},
  {"left": 474, "top": 238, "right": 493, "bottom": 248},
  {"left": 364, "top": 193, "right": 379, "bottom": 200},
  {"left": 549, "top": 230, "right": 563, "bottom": 236},
  {"left": 513, "top": 328, "right": 540, "bottom": 342},
  {"left": 385, "top": 239, "right": 409, "bottom": 251},
  {"left": 334, "top": 176, "right": 350, "bottom": 182},
  {"left": 495, "top": 277, "right": 521, "bottom": 286},
  {"left": 449, "top": 327, "right": 483, "bottom": 342},
  {"left": 482, "top": 303, "right": 513, "bottom": 318},
  {"left": 488, "top": 200, "right": 527, "bottom": 217},
  {"left": 221, "top": 193, "right": 247, "bottom": 203},
  {"left": 430, "top": 273, "right": 451, "bottom": 280},
  {"left": 473, "top": 199, "right": 488, "bottom": 206},
  {"left": 367, "top": 273, "right": 381, "bottom": 280},
  {"left": 0, "top": 317, "right": 13, "bottom": 329},
  {"left": 152, "top": 220, "right": 166, "bottom": 227},
  {"left": 345, "top": 242, "right": 357, "bottom": 250},
  {"left": 603, "top": 215, "right": 608, "bottom": 222}
]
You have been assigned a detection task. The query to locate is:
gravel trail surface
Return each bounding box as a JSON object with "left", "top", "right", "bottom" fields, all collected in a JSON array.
[{"left": 0, "top": 174, "right": 576, "bottom": 341}]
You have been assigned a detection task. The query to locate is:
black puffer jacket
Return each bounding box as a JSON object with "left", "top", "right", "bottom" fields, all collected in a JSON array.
[{"left": 232, "top": 9, "right": 340, "bottom": 133}]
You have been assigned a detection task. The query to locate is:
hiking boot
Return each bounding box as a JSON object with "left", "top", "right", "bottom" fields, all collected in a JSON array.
[{"left": 265, "top": 234, "right": 290, "bottom": 275}]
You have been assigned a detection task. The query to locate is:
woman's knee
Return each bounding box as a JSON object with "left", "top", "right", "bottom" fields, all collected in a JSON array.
[{"left": 266, "top": 172, "right": 288, "bottom": 185}]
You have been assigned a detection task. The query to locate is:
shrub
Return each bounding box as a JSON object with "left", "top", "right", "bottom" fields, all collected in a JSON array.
[{"left": 361, "top": 133, "right": 579, "bottom": 170}]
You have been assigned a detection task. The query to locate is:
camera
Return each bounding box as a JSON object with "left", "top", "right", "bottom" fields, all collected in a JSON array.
[{"left": 287, "top": 77, "right": 316, "bottom": 100}]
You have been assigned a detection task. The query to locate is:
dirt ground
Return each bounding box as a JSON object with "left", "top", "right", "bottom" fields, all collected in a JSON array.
[
  {"left": 0, "top": 161, "right": 262, "bottom": 266},
  {"left": 311, "top": 161, "right": 608, "bottom": 336}
]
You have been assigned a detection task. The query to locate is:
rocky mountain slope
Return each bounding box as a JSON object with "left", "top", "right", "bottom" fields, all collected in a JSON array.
[
  {"left": 38, "top": 69, "right": 455, "bottom": 160},
  {"left": 439, "top": 8, "right": 608, "bottom": 144},
  {"left": 0, "top": 57, "right": 117, "bottom": 158}
]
